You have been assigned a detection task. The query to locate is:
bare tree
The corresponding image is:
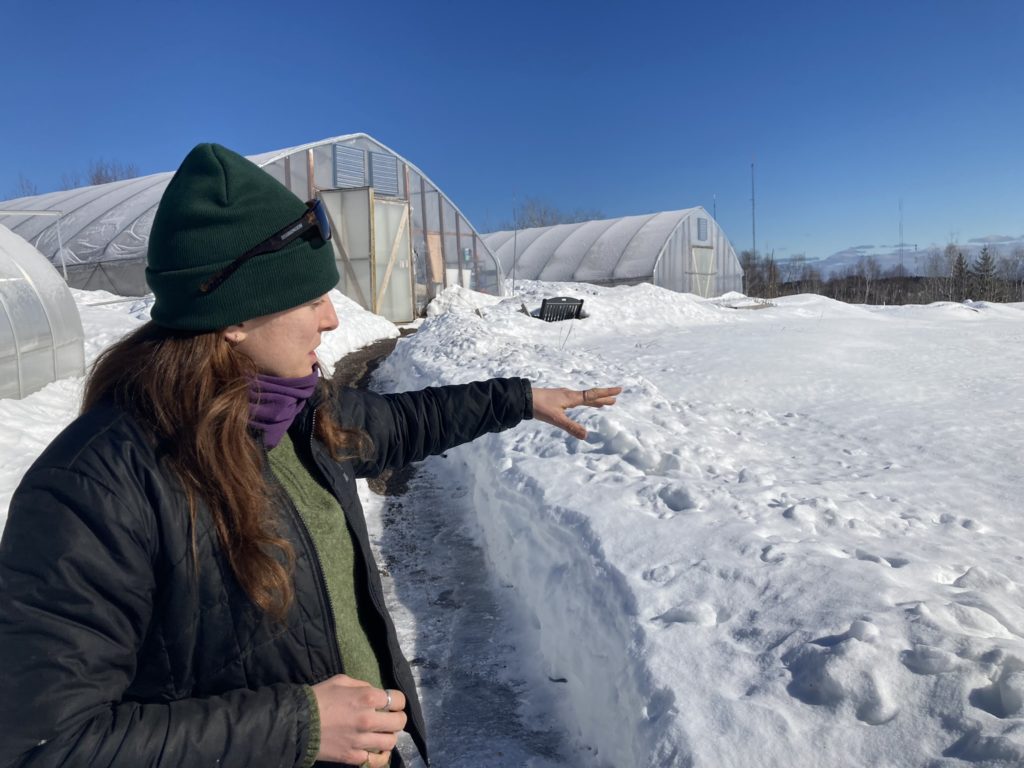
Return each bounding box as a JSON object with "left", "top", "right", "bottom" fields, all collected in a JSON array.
[
  {"left": 57, "top": 158, "right": 139, "bottom": 190},
  {"left": 12, "top": 173, "right": 38, "bottom": 198},
  {"left": 59, "top": 171, "right": 83, "bottom": 191},
  {"left": 776, "top": 254, "right": 822, "bottom": 296},
  {"left": 498, "top": 196, "right": 604, "bottom": 230},
  {"left": 920, "top": 246, "right": 950, "bottom": 303},
  {"left": 798, "top": 262, "right": 823, "bottom": 294},
  {"left": 1012, "top": 247, "right": 1024, "bottom": 302},
  {"left": 764, "top": 253, "right": 780, "bottom": 298},
  {"left": 856, "top": 255, "right": 881, "bottom": 303},
  {"left": 779, "top": 254, "right": 805, "bottom": 285},
  {"left": 995, "top": 248, "right": 1024, "bottom": 302},
  {"left": 88, "top": 158, "right": 139, "bottom": 186},
  {"left": 10, "top": 157, "right": 141, "bottom": 197},
  {"left": 739, "top": 250, "right": 763, "bottom": 296}
]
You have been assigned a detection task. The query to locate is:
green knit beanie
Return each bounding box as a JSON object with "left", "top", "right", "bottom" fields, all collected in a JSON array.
[{"left": 146, "top": 143, "right": 339, "bottom": 330}]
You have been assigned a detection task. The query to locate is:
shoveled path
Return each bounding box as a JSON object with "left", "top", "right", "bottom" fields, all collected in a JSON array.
[{"left": 330, "top": 334, "right": 588, "bottom": 768}]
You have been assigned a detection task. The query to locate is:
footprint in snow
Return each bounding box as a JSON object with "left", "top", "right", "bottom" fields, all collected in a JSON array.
[
  {"left": 969, "top": 662, "right": 1024, "bottom": 719},
  {"left": 760, "top": 544, "right": 787, "bottom": 564},
  {"left": 900, "top": 644, "right": 960, "bottom": 675},
  {"left": 780, "top": 497, "right": 841, "bottom": 529},
  {"left": 782, "top": 620, "right": 899, "bottom": 725},
  {"left": 644, "top": 688, "right": 676, "bottom": 721},
  {"left": 938, "top": 513, "right": 985, "bottom": 532},
  {"left": 854, "top": 549, "right": 911, "bottom": 569},
  {"left": 655, "top": 601, "right": 720, "bottom": 627},
  {"left": 643, "top": 564, "right": 675, "bottom": 584},
  {"left": 658, "top": 484, "right": 695, "bottom": 514},
  {"left": 737, "top": 467, "right": 776, "bottom": 485}
]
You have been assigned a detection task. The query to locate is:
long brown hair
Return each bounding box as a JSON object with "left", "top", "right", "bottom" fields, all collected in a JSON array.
[{"left": 81, "top": 321, "right": 369, "bottom": 619}]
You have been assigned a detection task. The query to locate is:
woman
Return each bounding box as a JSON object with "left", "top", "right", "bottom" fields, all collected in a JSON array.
[{"left": 0, "top": 143, "right": 619, "bottom": 768}]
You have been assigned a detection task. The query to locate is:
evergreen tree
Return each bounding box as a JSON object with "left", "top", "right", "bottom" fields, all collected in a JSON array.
[
  {"left": 970, "top": 245, "right": 996, "bottom": 302},
  {"left": 950, "top": 250, "right": 969, "bottom": 302}
]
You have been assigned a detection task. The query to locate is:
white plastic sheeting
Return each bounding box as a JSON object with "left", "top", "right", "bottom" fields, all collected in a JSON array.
[
  {"left": 0, "top": 174, "right": 171, "bottom": 295},
  {"left": 0, "top": 225, "right": 85, "bottom": 399},
  {"left": 483, "top": 208, "right": 744, "bottom": 298},
  {"left": 0, "top": 134, "right": 504, "bottom": 311}
]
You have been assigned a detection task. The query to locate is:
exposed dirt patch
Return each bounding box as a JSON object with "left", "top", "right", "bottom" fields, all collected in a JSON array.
[{"left": 329, "top": 327, "right": 416, "bottom": 389}]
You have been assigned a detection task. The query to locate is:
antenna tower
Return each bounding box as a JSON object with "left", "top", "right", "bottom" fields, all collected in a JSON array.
[{"left": 751, "top": 160, "right": 757, "bottom": 259}]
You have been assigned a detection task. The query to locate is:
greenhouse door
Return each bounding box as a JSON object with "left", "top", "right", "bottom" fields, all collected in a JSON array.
[
  {"left": 319, "top": 188, "right": 414, "bottom": 323},
  {"left": 372, "top": 197, "right": 414, "bottom": 323},
  {"left": 688, "top": 246, "right": 717, "bottom": 298}
]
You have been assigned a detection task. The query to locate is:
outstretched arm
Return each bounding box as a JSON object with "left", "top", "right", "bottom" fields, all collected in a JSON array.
[
  {"left": 344, "top": 380, "right": 622, "bottom": 476},
  {"left": 346, "top": 378, "right": 535, "bottom": 476},
  {"left": 531, "top": 386, "right": 622, "bottom": 439}
]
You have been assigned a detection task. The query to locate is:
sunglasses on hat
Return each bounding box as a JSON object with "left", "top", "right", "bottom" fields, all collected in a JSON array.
[{"left": 199, "top": 198, "right": 331, "bottom": 295}]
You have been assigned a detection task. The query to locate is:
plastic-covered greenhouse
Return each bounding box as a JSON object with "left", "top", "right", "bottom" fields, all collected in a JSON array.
[
  {"left": 482, "top": 208, "right": 743, "bottom": 298},
  {"left": 0, "top": 134, "right": 504, "bottom": 322},
  {"left": 0, "top": 224, "right": 85, "bottom": 399}
]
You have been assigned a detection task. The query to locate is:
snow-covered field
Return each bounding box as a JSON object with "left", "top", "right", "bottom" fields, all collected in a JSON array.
[
  {"left": 2, "top": 281, "right": 1023, "bottom": 766},
  {"left": 378, "top": 282, "right": 1024, "bottom": 767}
]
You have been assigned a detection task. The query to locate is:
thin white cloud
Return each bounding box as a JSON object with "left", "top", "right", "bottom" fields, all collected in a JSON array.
[{"left": 967, "top": 234, "right": 1020, "bottom": 244}]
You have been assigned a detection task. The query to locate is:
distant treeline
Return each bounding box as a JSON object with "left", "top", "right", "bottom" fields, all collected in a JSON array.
[
  {"left": 12, "top": 158, "right": 139, "bottom": 198},
  {"left": 740, "top": 244, "right": 1024, "bottom": 305}
]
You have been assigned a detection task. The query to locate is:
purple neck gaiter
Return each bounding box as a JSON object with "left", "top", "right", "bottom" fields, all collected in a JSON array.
[{"left": 248, "top": 370, "right": 319, "bottom": 449}]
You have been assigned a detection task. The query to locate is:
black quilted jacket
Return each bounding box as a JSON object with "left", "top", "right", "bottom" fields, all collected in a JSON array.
[{"left": 0, "top": 378, "right": 533, "bottom": 768}]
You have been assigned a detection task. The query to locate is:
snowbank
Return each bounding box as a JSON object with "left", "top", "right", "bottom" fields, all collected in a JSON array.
[
  {"left": 425, "top": 284, "right": 503, "bottom": 317},
  {"left": 318, "top": 291, "right": 400, "bottom": 371},
  {"left": 376, "top": 282, "right": 1024, "bottom": 766}
]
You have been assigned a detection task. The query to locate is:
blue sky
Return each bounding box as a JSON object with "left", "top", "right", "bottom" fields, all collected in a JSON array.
[{"left": 2, "top": 0, "right": 1022, "bottom": 264}]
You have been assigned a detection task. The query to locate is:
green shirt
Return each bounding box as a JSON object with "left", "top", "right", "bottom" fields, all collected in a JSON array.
[{"left": 268, "top": 432, "right": 385, "bottom": 690}]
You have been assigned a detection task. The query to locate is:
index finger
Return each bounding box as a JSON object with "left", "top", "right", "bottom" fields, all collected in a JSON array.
[{"left": 580, "top": 386, "right": 622, "bottom": 406}]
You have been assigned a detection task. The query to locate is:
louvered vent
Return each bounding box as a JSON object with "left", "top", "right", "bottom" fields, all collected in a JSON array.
[
  {"left": 333, "top": 145, "right": 365, "bottom": 188},
  {"left": 369, "top": 152, "right": 400, "bottom": 197}
]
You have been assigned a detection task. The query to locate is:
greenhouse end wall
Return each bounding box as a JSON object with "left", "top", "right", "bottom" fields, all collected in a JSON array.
[
  {"left": 0, "top": 225, "right": 85, "bottom": 400},
  {"left": 255, "top": 136, "right": 505, "bottom": 316}
]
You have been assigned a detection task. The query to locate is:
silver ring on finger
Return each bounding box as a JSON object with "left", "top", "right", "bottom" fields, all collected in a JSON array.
[{"left": 384, "top": 689, "right": 393, "bottom": 711}]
